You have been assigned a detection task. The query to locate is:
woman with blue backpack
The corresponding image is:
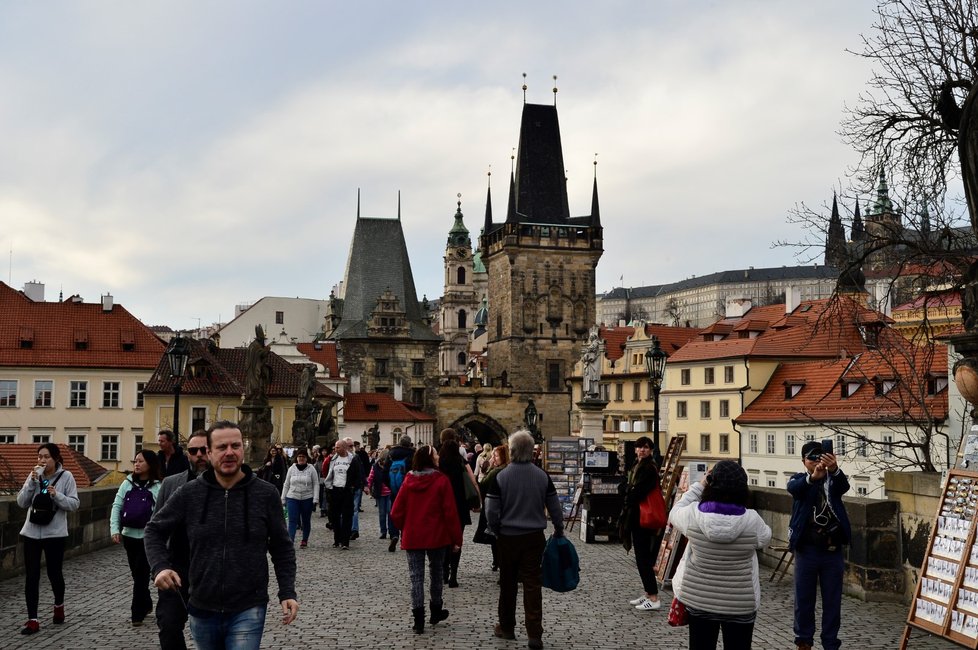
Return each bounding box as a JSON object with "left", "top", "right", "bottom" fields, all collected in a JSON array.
[{"left": 110, "top": 449, "right": 163, "bottom": 627}]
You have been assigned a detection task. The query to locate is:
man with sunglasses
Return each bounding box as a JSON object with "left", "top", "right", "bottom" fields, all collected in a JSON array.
[
  {"left": 787, "top": 441, "right": 851, "bottom": 650},
  {"left": 152, "top": 429, "right": 211, "bottom": 650}
]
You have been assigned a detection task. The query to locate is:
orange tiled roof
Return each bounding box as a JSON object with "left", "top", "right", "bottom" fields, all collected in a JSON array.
[
  {"left": 343, "top": 392, "right": 436, "bottom": 423},
  {"left": 736, "top": 346, "right": 948, "bottom": 425},
  {"left": 893, "top": 291, "right": 962, "bottom": 312},
  {"left": 0, "top": 443, "right": 109, "bottom": 490},
  {"left": 599, "top": 326, "right": 634, "bottom": 362},
  {"left": 296, "top": 341, "right": 340, "bottom": 376},
  {"left": 0, "top": 282, "right": 165, "bottom": 369},
  {"left": 598, "top": 324, "right": 700, "bottom": 363}
]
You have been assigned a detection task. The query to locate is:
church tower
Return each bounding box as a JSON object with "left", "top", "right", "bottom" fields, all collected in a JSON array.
[
  {"left": 479, "top": 93, "right": 603, "bottom": 438},
  {"left": 439, "top": 197, "right": 480, "bottom": 377}
]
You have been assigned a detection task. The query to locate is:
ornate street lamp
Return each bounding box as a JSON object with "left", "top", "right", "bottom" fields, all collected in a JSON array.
[
  {"left": 524, "top": 398, "right": 542, "bottom": 444},
  {"left": 645, "top": 336, "right": 667, "bottom": 463},
  {"left": 165, "top": 333, "right": 191, "bottom": 439}
]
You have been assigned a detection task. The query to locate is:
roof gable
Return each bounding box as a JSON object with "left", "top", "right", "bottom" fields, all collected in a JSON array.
[
  {"left": 0, "top": 444, "right": 109, "bottom": 490},
  {"left": 343, "top": 392, "right": 435, "bottom": 423}
]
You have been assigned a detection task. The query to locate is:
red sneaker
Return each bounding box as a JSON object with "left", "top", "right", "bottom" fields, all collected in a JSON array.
[
  {"left": 299, "top": 540, "right": 308, "bottom": 548},
  {"left": 53, "top": 604, "right": 65, "bottom": 624},
  {"left": 20, "top": 619, "right": 40, "bottom": 635}
]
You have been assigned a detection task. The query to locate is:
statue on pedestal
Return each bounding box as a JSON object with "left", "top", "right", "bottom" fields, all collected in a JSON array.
[{"left": 581, "top": 328, "right": 602, "bottom": 400}]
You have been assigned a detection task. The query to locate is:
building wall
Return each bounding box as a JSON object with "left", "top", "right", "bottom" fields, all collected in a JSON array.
[
  {"left": 218, "top": 297, "right": 329, "bottom": 348},
  {"left": 142, "top": 393, "right": 304, "bottom": 447},
  {"left": 0, "top": 367, "right": 153, "bottom": 472},
  {"left": 337, "top": 339, "right": 440, "bottom": 409}
]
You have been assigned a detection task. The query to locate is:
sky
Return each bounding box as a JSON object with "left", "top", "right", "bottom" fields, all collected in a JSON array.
[{"left": 0, "top": 1, "right": 891, "bottom": 331}]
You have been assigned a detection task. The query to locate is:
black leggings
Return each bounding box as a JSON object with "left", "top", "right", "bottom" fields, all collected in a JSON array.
[
  {"left": 22, "top": 535, "right": 66, "bottom": 619},
  {"left": 631, "top": 526, "right": 660, "bottom": 595},
  {"left": 688, "top": 612, "right": 755, "bottom": 650}
]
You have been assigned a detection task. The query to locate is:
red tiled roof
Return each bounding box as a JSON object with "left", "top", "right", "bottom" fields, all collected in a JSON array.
[
  {"left": 142, "top": 338, "right": 342, "bottom": 401},
  {"left": 0, "top": 444, "right": 109, "bottom": 490},
  {"left": 599, "top": 326, "right": 634, "bottom": 362},
  {"left": 0, "top": 282, "right": 165, "bottom": 369},
  {"left": 343, "top": 392, "right": 436, "bottom": 423},
  {"left": 736, "top": 345, "right": 948, "bottom": 425},
  {"left": 597, "top": 324, "right": 700, "bottom": 363},
  {"left": 893, "top": 291, "right": 962, "bottom": 312},
  {"left": 668, "top": 338, "right": 758, "bottom": 363},
  {"left": 296, "top": 341, "right": 340, "bottom": 376}
]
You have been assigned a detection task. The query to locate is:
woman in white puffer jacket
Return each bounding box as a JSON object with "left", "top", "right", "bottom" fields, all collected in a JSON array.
[{"left": 669, "top": 460, "right": 772, "bottom": 650}]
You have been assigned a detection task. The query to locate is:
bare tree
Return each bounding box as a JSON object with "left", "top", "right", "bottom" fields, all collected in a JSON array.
[{"left": 662, "top": 297, "right": 686, "bottom": 327}]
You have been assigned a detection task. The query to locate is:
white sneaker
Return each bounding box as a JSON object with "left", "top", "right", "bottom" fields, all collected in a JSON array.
[
  {"left": 628, "top": 596, "right": 648, "bottom": 606},
  {"left": 637, "top": 598, "right": 661, "bottom": 611}
]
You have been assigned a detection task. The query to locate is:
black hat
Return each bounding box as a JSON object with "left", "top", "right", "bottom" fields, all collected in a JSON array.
[
  {"left": 800, "top": 441, "right": 823, "bottom": 459},
  {"left": 707, "top": 460, "right": 747, "bottom": 490}
]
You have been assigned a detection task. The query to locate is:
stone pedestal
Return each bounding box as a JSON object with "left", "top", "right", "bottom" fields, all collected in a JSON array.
[
  {"left": 576, "top": 399, "right": 608, "bottom": 442},
  {"left": 238, "top": 401, "right": 273, "bottom": 467}
]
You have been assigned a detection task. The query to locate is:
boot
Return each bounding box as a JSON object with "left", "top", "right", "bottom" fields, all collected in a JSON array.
[
  {"left": 429, "top": 601, "right": 449, "bottom": 625},
  {"left": 448, "top": 550, "right": 460, "bottom": 588},
  {"left": 412, "top": 607, "right": 425, "bottom": 634}
]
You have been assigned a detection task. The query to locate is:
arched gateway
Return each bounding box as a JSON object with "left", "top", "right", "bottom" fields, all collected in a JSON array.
[{"left": 449, "top": 413, "right": 508, "bottom": 447}]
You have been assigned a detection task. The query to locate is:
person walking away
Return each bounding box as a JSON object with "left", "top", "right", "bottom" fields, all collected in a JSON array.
[
  {"left": 619, "top": 435, "right": 664, "bottom": 611},
  {"left": 367, "top": 450, "right": 393, "bottom": 539},
  {"left": 384, "top": 435, "right": 416, "bottom": 551},
  {"left": 438, "top": 430, "right": 479, "bottom": 588},
  {"left": 485, "top": 430, "right": 564, "bottom": 650},
  {"left": 158, "top": 430, "right": 190, "bottom": 477},
  {"left": 258, "top": 445, "right": 287, "bottom": 493},
  {"left": 111, "top": 449, "right": 164, "bottom": 626},
  {"left": 16, "top": 443, "right": 80, "bottom": 635},
  {"left": 145, "top": 421, "right": 299, "bottom": 649},
  {"left": 282, "top": 447, "right": 319, "bottom": 548},
  {"left": 319, "top": 448, "right": 332, "bottom": 521},
  {"left": 322, "top": 439, "right": 363, "bottom": 549},
  {"left": 788, "top": 441, "right": 851, "bottom": 650},
  {"left": 474, "top": 444, "right": 510, "bottom": 570},
  {"left": 669, "top": 460, "right": 772, "bottom": 650},
  {"left": 347, "top": 437, "right": 369, "bottom": 540},
  {"left": 390, "top": 444, "right": 462, "bottom": 634},
  {"left": 154, "top": 429, "right": 211, "bottom": 650}
]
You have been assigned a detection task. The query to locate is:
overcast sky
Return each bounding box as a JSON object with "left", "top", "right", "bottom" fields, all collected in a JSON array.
[{"left": 2, "top": 1, "right": 897, "bottom": 331}]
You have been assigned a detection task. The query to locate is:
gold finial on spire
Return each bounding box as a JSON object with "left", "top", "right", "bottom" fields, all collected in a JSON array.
[
  {"left": 522, "top": 72, "right": 527, "bottom": 103},
  {"left": 553, "top": 75, "right": 558, "bottom": 106}
]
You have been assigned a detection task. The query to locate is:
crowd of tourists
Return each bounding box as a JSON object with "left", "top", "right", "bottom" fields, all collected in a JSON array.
[{"left": 14, "top": 426, "right": 849, "bottom": 650}]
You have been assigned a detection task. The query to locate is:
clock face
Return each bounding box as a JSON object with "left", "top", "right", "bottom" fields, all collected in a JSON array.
[{"left": 456, "top": 249, "right": 467, "bottom": 259}]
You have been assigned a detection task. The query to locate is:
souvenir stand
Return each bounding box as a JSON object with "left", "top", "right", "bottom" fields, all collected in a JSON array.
[{"left": 545, "top": 437, "right": 589, "bottom": 518}]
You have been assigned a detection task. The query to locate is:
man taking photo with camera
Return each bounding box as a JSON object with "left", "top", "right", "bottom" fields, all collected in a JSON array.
[{"left": 787, "top": 439, "right": 851, "bottom": 650}]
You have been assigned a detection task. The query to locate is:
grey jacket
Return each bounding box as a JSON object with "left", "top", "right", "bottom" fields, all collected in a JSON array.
[
  {"left": 17, "top": 468, "right": 80, "bottom": 539},
  {"left": 144, "top": 465, "right": 297, "bottom": 614},
  {"left": 485, "top": 461, "right": 563, "bottom": 537}
]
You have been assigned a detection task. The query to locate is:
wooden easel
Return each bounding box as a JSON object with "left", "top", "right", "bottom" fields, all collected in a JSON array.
[
  {"left": 565, "top": 480, "right": 585, "bottom": 532},
  {"left": 659, "top": 435, "right": 686, "bottom": 507}
]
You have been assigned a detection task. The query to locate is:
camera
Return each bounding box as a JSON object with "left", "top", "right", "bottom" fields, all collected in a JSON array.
[{"left": 821, "top": 438, "right": 833, "bottom": 455}]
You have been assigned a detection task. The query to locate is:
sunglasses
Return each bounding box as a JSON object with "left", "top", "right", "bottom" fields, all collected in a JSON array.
[
  {"left": 188, "top": 446, "right": 208, "bottom": 455},
  {"left": 805, "top": 453, "right": 822, "bottom": 462}
]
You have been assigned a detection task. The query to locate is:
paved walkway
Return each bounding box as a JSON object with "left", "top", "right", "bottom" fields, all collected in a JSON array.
[{"left": 0, "top": 502, "right": 955, "bottom": 649}]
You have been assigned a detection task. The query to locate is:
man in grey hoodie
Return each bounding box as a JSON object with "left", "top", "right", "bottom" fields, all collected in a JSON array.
[{"left": 145, "top": 421, "right": 298, "bottom": 649}]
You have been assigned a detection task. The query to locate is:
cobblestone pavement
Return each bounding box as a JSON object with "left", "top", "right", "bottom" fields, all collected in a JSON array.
[{"left": 0, "top": 503, "right": 955, "bottom": 649}]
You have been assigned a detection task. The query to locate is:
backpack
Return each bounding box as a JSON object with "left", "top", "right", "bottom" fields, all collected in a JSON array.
[
  {"left": 388, "top": 457, "right": 407, "bottom": 495},
  {"left": 121, "top": 481, "right": 156, "bottom": 529},
  {"left": 29, "top": 472, "right": 63, "bottom": 526},
  {"left": 541, "top": 534, "right": 580, "bottom": 593}
]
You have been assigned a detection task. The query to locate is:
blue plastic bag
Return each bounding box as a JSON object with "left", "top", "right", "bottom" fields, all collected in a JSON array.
[{"left": 541, "top": 534, "right": 580, "bottom": 592}]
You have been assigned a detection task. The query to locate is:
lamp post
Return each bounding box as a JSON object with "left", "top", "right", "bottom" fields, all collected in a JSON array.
[
  {"left": 165, "top": 333, "right": 190, "bottom": 439},
  {"left": 524, "top": 398, "right": 541, "bottom": 445},
  {"left": 645, "top": 336, "right": 667, "bottom": 464}
]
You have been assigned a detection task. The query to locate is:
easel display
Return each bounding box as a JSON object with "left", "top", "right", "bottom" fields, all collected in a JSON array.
[
  {"left": 902, "top": 464, "right": 978, "bottom": 645},
  {"left": 653, "top": 435, "right": 687, "bottom": 582}
]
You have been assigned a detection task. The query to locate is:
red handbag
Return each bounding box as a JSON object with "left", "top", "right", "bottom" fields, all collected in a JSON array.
[
  {"left": 667, "top": 598, "right": 688, "bottom": 627},
  {"left": 638, "top": 487, "right": 667, "bottom": 529}
]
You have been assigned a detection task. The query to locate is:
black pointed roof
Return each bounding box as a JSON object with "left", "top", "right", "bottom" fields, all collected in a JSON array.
[
  {"left": 333, "top": 216, "right": 439, "bottom": 341},
  {"left": 507, "top": 103, "right": 570, "bottom": 224}
]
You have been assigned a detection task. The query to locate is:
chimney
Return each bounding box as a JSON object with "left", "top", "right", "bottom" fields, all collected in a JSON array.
[
  {"left": 101, "top": 293, "right": 114, "bottom": 312},
  {"left": 785, "top": 286, "right": 801, "bottom": 313},
  {"left": 874, "top": 282, "right": 892, "bottom": 317},
  {"left": 725, "top": 297, "right": 752, "bottom": 318},
  {"left": 22, "top": 281, "right": 44, "bottom": 302}
]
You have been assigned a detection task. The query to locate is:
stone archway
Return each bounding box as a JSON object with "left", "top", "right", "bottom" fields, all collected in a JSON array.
[{"left": 450, "top": 413, "right": 507, "bottom": 447}]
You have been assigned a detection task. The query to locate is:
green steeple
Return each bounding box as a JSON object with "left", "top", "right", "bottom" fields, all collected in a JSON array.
[
  {"left": 871, "top": 170, "right": 893, "bottom": 215},
  {"left": 447, "top": 197, "right": 470, "bottom": 247}
]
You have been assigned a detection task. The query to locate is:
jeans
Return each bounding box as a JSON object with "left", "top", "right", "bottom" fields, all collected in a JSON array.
[
  {"left": 22, "top": 535, "right": 66, "bottom": 619},
  {"left": 285, "top": 497, "right": 313, "bottom": 542},
  {"left": 688, "top": 612, "right": 755, "bottom": 649},
  {"left": 122, "top": 535, "right": 153, "bottom": 618},
  {"left": 497, "top": 530, "right": 547, "bottom": 639},
  {"left": 352, "top": 488, "right": 363, "bottom": 532},
  {"left": 631, "top": 526, "right": 660, "bottom": 596},
  {"left": 389, "top": 490, "right": 401, "bottom": 538},
  {"left": 376, "top": 495, "right": 391, "bottom": 536},
  {"left": 793, "top": 546, "right": 844, "bottom": 650},
  {"left": 331, "top": 486, "right": 354, "bottom": 546},
  {"left": 189, "top": 605, "right": 266, "bottom": 650},
  {"left": 156, "top": 579, "right": 189, "bottom": 650},
  {"left": 406, "top": 547, "right": 446, "bottom": 609}
]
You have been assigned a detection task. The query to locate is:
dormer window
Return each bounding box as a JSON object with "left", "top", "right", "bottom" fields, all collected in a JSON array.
[
  {"left": 74, "top": 329, "right": 89, "bottom": 351},
  {"left": 784, "top": 380, "right": 805, "bottom": 399},
  {"left": 928, "top": 376, "right": 949, "bottom": 396},
  {"left": 121, "top": 329, "right": 135, "bottom": 352},
  {"left": 874, "top": 378, "right": 897, "bottom": 396},
  {"left": 841, "top": 381, "right": 862, "bottom": 398}
]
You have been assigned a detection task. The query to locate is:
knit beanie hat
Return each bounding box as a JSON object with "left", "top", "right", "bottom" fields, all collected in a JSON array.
[
  {"left": 800, "top": 441, "right": 823, "bottom": 459},
  {"left": 707, "top": 460, "right": 748, "bottom": 490}
]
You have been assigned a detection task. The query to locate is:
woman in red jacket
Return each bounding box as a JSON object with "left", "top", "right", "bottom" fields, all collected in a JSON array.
[{"left": 390, "top": 444, "right": 462, "bottom": 635}]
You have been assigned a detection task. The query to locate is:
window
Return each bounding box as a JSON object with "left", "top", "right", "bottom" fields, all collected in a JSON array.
[
  {"left": 68, "top": 434, "right": 86, "bottom": 454},
  {"left": 681, "top": 369, "right": 691, "bottom": 385},
  {"left": 857, "top": 438, "right": 868, "bottom": 457},
  {"left": 102, "top": 381, "right": 120, "bottom": 408},
  {"left": 785, "top": 383, "right": 804, "bottom": 399},
  {"left": 275, "top": 311, "right": 284, "bottom": 325},
  {"left": 135, "top": 382, "right": 146, "bottom": 408},
  {"left": 883, "top": 433, "right": 894, "bottom": 459},
  {"left": 767, "top": 478, "right": 777, "bottom": 488},
  {"left": 676, "top": 401, "right": 687, "bottom": 418},
  {"left": 411, "top": 387, "right": 425, "bottom": 406},
  {"left": 929, "top": 376, "right": 949, "bottom": 395},
  {"left": 33, "top": 380, "right": 53, "bottom": 408},
  {"left": 32, "top": 433, "right": 51, "bottom": 444},
  {"left": 766, "top": 433, "right": 776, "bottom": 455},
  {"left": 70, "top": 380, "right": 88, "bottom": 408},
  {"left": 458, "top": 309, "right": 467, "bottom": 329},
  {"left": 875, "top": 379, "right": 897, "bottom": 396},
  {"left": 749, "top": 432, "right": 758, "bottom": 454},
  {"left": 0, "top": 434, "right": 15, "bottom": 443},
  {"left": 856, "top": 485, "right": 869, "bottom": 496},
  {"left": 749, "top": 477, "right": 759, "bottom": 487},
  {"left": 191, "top": 407, "right": 207, "bottom": 433},
  {"left": 134, "top": 433, "right": 143, "bottom": 454},
  {"left": 456, "top": 352, "right": 466, "bottom": 367},
  {"left": 724, "top": 366, "right": 734, "bottom": 383},
  {"left": 704, "top": 367, "right": 715, "bottom": 384},
  {"left": 611, "top": 417, "right": 621, "bottom": 433},
  {"left": 804, "top": 431, "right": 816, "bottom": 443},
  {"left": 719, "top": 433, "right": 730, "bottom": 453},
  {"left": 548, "top": 362, "right": 562, "bottom": 391},
  {"left": 615, "top": 383, "right": 623, "bottom": 402},
  {"left": 841, "top": 381, "right": 861, "bottom": 398},
  {"left": 101, "top": 434, "right": 119, "bottom": 461},
  {"left": 599, "top": 383, "right": 610, "bottom": 401},
  {"left": 0, "top": 380, "right": 17, "bottom": 407},
  {"left": 413, "top": 360, "right": 425, "bottom": 377},
  {"left": 719, "top": 400, "right": 729, "bottom": 418},
  {"left": 786, "top": 432, "right": 796, "bottom": 456},
  {"left": 835, "top": 434, "right": 846, "bottom": 456},
  {"left": 700, "top": 434, "right": 711, "bottom": 452},
  {"left": 457, "top": 267, "right": 466, "bottom": 284},
  {"left": 375, "top": 359, "right": 389, "bottom": 377},
  {"left": 700, "top": 400, "right": 711, "bottom": 418},
  {"left": 632, "top": 382, "right": 641, "bottom": 401}
]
